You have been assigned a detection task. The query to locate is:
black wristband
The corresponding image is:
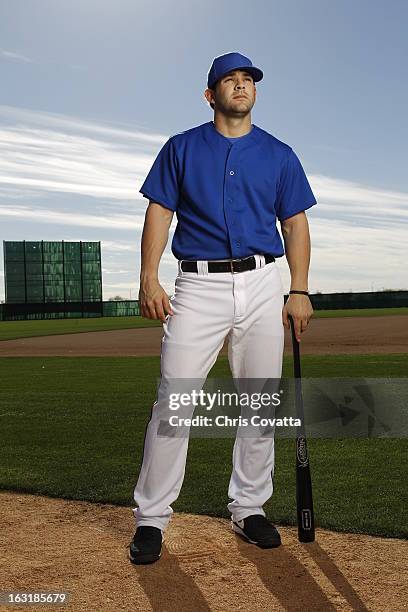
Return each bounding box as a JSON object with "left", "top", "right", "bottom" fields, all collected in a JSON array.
[{"left": 289, "top": 290, "right": 309, "bottom": 295}]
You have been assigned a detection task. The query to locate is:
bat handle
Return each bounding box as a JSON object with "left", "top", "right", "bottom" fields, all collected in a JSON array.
[{"left": 288, "top": 315, "right": 301, "bottom": 378}]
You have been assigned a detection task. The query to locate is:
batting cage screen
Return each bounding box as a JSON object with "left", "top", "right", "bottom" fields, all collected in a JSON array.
[{"left": 2, "top": 240, "right": 102, "bottom": 320}]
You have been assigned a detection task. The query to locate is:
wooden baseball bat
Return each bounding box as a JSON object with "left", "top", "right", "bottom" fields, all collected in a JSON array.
[{"left": 288, "top": 315, "right": 315, "bottom": 542}]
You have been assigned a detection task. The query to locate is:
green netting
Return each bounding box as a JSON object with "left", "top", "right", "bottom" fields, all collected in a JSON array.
[
  {"left": 64, "top": 262, "right": 82, "bottom": 275},
  {"left": 43, "top": 241, "right": 63, "bottom": 255},
  {"left": 66, "top": 288, "right": 82, "bottom": 300},
  {"left": 83, "top": 281, "right": 101, "bottom": 290},
  {"left": 26, "top": 287, "right": 44, "bottom": 302},
  {"left": 82, "top": 262, "right": 100, "bottom": 275},
  {"left": 25, "top": 263, "right": 43, "bottom": 276},
  {"left": 44, "top": 286, "right": 65, "bottom": 299},
  {"left": 4, "top": 241, "right": 24, "bottom": 260},
  {"left": 5, "top": 262, "right": 25, "bottom": 275},
  {"left": 309, "top": 291, "right": 408, "bottom": 309},
  {"left": 103, "top": 301, "right": 140, "bottom": 316},
  {"left": 43, "top": 256, "right": 64, "bottom": 264},
  {"left": 6, "top": 278, "right": 26, "bottom": 288},
  {"left": 25, "top": 276, "right": 44, "bottom": 283},
  {"left": 81, "top": 253, "right": 100, "bottom": 262},
  {"left": 3, "top": 241, "right": 102, "bottom": 315},
  {"left": 5, "top": 282, "right": 25, "bottom": 292},
  {"left": 5, "top": 290, "right": 26, "bottom": 303},
  {"left": 83, "top": 292, "right": 102, "bottom": 301},
  {"left": 83, "top": 278, "right": 100, "bottom": 285},
  {"left": 25, "top": 242, "right": 42, "bottom": 260},
  {"left": 43, "top": 263, "right": 64, "bottom": 274},
  {"left": 64, "top": 242, "right": 81, "bottom": 259},
  {"left": 82, "top": 242, "right": 99, "bottom": 252}
]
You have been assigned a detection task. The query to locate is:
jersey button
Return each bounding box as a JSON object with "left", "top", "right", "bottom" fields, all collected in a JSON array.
[{"left": 229, "top": 170, "right": 234, "bottom": 175}]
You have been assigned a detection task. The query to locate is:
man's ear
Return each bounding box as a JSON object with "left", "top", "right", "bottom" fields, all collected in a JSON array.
[{"left": 204, "top": 87, "right": 215, "bottom": 106}]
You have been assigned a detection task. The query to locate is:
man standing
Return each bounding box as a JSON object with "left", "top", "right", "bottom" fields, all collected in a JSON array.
[{"left": 130, "top": 52, "right": 316, "bottom": 564}]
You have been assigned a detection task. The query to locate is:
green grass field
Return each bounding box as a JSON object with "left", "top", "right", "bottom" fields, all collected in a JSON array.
[
  {"left": 0, "top": 307, "right": 407, "bottom": 341},
  {"left": 0, "top": 353, "right": 407, "bottom": 538}
]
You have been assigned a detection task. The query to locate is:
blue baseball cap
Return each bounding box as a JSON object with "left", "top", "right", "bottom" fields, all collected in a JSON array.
[{"left": 207, "top": 52, "right": 263, "bottom": 90}]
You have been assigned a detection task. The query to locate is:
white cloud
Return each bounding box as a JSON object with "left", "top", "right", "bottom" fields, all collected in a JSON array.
[
  {"left": 0, "top": 105, "right": 406, "bottom": 294},
  {"left": 102, "top": 268, "right": 133, "bottom": 275},
  {"left": 0, "top": 104, "right": 165, "bottom": 145},
  {"left": 309, "top": 175, "right": 407, "bottom": 223},
  {"left": 277, "top": 214, "right": 407, "bottom": 293},
  {"left": 101, "top": 241, "right": 136, "bottom": 252},
  {"left": 0, "top": 204, "right": 144, "bottom": 230},
  {"left": 0, "top": 126, "right": 154, "bottom": 200},
  {"left": 0, "top": 49, "right": 33, "bottom": 63}
]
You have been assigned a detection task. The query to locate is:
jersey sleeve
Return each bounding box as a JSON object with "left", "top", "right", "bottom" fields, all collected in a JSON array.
[
  {"left": 139, "top": 137, "right": 179, "bottom": 211},
  {"left": 275, "top": 149, "right": 317, "bottom": 221}
]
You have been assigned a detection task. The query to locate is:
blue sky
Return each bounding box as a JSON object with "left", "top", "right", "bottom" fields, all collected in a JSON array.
[{"left": 0, "top": 0, "right": 407, "bottom": 300}]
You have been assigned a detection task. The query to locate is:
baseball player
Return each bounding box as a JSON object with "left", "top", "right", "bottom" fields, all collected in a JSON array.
[{"left": 130, "top": 52, "right": 317, "bottom": 564}]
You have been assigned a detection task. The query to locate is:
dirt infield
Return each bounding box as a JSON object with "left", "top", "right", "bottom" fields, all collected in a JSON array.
[
  {"left": 1, "top": 491, "right": 407, "bottom": 612},
  {"left": 1, "top": 314, "right": 407, "bottom": 356}
]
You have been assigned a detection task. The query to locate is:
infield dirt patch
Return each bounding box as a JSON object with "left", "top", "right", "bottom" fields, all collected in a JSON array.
[
  {"left": 1, "top": 491, "right": 407, "bottom": 612},
  {"left": 0, "top": 314, "right": 407, "bottom": 356}
]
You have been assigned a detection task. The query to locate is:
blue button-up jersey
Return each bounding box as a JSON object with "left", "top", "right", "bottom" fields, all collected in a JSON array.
[{"left": 139, "top": 120, "right": 317, "bottom": 260}]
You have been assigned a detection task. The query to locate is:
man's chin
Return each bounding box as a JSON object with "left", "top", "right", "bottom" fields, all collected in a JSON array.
[
  {"left": 228, "top": 102, "right": 252, "bottom": 113},
  {"left": 229, "top": 108, "right": 252, "bottom": 117}
]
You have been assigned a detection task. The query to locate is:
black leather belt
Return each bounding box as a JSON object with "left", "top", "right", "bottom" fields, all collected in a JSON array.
[{"left": 180, "top": 254, "right": 275, "bottom": 274}]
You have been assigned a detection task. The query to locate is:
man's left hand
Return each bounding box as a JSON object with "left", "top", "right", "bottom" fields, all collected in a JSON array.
[{"left": 282, "top": 294, "right": 314, "bottom": 342}]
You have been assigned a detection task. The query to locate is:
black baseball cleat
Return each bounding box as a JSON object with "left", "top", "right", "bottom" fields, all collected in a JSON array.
[
  {"left": 231, "top": 514, "right": 281, "bottom": 548},
  {"left": 129, "top": 526, "right": 163, "bottom": 565}
]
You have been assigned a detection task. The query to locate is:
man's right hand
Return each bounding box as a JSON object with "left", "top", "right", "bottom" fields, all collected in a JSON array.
[{"left": 139, "top": 277, "right": 174, "bottom": 322}]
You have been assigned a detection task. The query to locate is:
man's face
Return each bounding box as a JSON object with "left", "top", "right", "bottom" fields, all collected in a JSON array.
[{"left": 206, "top": 69, "right": 256, "bottom": 115}]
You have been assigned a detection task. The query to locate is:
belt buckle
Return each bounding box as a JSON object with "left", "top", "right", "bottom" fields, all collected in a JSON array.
[{"left": 230, "top": 257, "right": 244, "bottom": 273}]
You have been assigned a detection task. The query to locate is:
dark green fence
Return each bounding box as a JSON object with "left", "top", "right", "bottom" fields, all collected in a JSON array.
[
  {"left": 0, "top": 300, "right": 139, "bottom": 321},
  {"left": 103, "top": 300, "right": 140, "bottom": 317},
  {"left": 3, "top": 240, "right": 102, "bottom": 305},
  {"left": 307, "top": 290, "right": 408, "bottom": 310},
  {"left": 0, "top": 292, "right": 406, "bottom": 321},
  {"left": 2, "top": 240, "right": 102, "bottom": 320}
]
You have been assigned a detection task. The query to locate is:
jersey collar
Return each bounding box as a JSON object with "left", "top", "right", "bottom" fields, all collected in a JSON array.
[{"left": 203, "top": 120, "right": 262, "bottom": 147}]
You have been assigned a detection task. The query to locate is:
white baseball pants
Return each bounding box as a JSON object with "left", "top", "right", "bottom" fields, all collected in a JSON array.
[{"left": 132, "top": 254, "right": 285, "bottom": 532}]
